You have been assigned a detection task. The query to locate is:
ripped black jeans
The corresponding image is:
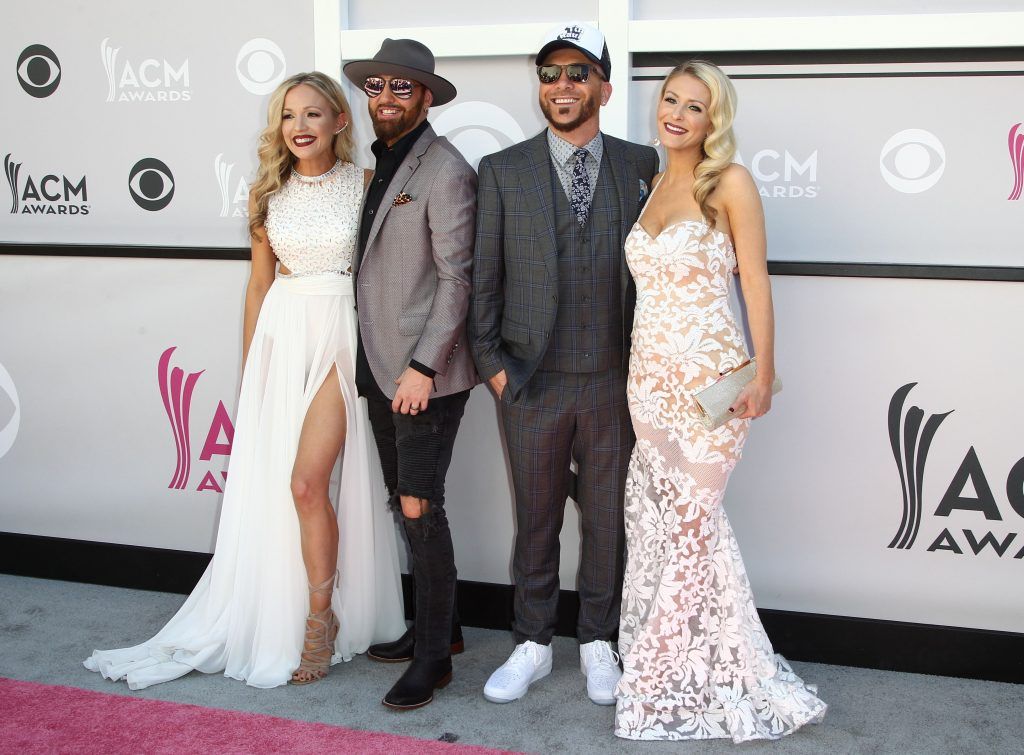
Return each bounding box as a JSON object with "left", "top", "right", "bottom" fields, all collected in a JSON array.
[{"left": 365, "top": 386, "right": 470, "bottom": 660}]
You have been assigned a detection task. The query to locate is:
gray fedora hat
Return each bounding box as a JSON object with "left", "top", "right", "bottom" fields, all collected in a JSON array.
[{"left": 343, "top": 38, "right": 456, "bottom": 106}]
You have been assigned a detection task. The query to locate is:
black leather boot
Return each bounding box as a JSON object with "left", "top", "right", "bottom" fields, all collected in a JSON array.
[
  {"left": 380, "top": 511, "right": 457, "bottom": 709},
  {"left": 381, "top": 656, "right": 453, "bottom": 710},
  {"left": 368, "top": 622, "right": 465, "bottom": 663}
]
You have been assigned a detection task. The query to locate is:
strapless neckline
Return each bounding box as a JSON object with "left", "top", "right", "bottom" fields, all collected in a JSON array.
[{"left": 633, "top": 217, "right": 733, "bottom": 246}]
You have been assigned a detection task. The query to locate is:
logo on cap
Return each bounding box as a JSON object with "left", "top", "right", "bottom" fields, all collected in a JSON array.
[{"left": 559, "top": 25, "right": 584, "bottom": 42}]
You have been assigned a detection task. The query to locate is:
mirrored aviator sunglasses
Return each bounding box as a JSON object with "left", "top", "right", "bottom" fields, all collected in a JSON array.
[
  {"left": 536, "top": 63, "right": 595, "bottom": 84},
  {"left": 363, "top": 76, "right": 416, "bottom": 99}
]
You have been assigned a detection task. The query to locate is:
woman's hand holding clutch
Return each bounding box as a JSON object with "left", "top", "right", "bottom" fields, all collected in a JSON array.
[{"left": 730, "top": 376, "right": 774, "bottom": 420}]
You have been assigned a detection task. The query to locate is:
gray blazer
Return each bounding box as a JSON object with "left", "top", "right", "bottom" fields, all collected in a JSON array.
[
  {"left": 469, "top": 131, "right": 659, "bottom": 400},
  {"left": 354, "top": 125, "right": 480, "bottom": 399}
]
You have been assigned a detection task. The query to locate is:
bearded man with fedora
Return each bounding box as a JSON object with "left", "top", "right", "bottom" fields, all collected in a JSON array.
[{"left": 343, "top": 38, "right": 478, "bottom": 711}]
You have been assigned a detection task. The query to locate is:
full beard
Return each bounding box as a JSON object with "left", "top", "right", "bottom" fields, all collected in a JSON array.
[
  {"left": 540, "top": 94, "right": 599, "bottom": 134},
  {"left": 371, "top": 107, "right": 420, "bottom": 142}
]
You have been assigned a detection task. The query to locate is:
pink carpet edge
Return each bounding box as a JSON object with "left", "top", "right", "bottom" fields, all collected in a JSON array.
[{"left": 0, "top": 676, "right": 522, "bottom": 755}]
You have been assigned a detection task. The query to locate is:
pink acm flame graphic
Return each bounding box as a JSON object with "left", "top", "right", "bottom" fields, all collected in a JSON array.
[
  {"left": 158, "top": 347, "right": 205, "bottom": 490},
  {"left": 1009, "top": 123, "right": 1024, "bottom": 201}
]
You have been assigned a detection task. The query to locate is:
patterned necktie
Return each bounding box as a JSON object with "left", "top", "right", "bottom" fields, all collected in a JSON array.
[{"left": 570, "top": 148, "right": 590, "bottom": 228}]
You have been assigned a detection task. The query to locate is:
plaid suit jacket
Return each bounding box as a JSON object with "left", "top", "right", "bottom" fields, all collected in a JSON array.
[
  {"left": 469, "top": 130, "right": 658, "bottom": 400},
  {"left": 354, "top": 125, "right": 480, "bottom": 399}
]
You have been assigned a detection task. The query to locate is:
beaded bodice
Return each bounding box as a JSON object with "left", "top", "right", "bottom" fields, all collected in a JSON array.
[{"left": 264, "top": 160, "right": 363, "bottom": 276}]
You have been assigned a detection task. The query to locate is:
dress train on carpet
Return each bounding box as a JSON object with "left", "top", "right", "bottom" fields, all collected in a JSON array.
[{"left": 85, "top": 273, "right": 406, "bottom": 689}]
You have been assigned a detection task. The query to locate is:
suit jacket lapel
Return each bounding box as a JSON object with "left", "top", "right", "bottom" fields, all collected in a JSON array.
[
  {"left": 603, "top": 137, "right": 639, "bottom": 302},
  {"left": 517, "top": 131, "right": 559, "bottom": 281},
  {"left": 362, "top": 125, "right": 435, "bottom": 260},
  {"left": 604, "top": 137, "right": 638, "bottom": 248}
]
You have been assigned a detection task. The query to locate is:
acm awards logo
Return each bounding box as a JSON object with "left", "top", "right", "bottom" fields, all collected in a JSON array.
[
  {"left": 17, "top": 44, "right": 61, "bottom": 98},
  {"left": 101, "top": 37, "right": 191, "bottom": 102},
  {"left": 4, "top": 153, "right": 89, "bottom": 215},
  {"left": 879, "top": 129, "right": 945, "bottom": 194},
  {"left": 734, "top": 148, "right": 819, "bottom": 199},
  {"left": 128, "top": 158, "right": 175, "bottom": 211},
  {"left": 159, "top": 347, "right": 233, "bottom": 494},
  {"left": 214, "top": 154, "right": 250, "bottom": 217},
  {"left": 888, "top": 383, "right": 1024, "bottom": 560},
  {"left": 1008, "top": 122, "right": 1023, "bottom": 201}
]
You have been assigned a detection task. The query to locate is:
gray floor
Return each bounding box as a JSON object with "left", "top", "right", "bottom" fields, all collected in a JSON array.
[{"left": 1, "top": 574, "right": 1020, "bottom": 754}]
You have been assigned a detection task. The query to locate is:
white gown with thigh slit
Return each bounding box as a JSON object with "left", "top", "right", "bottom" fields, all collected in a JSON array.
[{"left": 84, "top": 160, "right": 406, "bottom": 689}]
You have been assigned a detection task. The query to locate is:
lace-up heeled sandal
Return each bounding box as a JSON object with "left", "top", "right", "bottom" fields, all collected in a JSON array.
[{"left": 291, "top": 571, "right": 340, "bottom": 685}]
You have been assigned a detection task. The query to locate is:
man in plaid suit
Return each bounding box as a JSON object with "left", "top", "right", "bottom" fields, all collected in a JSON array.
[{"left": 468, "top": 22, "right": 658, "bottom": 705}]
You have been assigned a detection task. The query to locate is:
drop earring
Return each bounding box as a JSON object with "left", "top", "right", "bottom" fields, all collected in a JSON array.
[{"left": 651, "top": 137, "right": 661, "bottom": 147}]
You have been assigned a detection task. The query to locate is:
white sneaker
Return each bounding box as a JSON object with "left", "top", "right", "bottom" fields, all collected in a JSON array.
[
  {"left": 579, "top": 640, "right": 621, "bottom": 705},
  {"left": 483, "top": 641, "right": 553, "bottom": 703}
]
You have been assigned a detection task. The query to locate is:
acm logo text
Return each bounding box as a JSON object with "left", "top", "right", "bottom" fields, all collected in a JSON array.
[
  {"left": 734, "top": 148, "right": 819, "bottom": 199},
  {"left": 888, "top": 383, "right": 1024, "bottom": 560},
  {"left": 4, "top": 153, "right": 89, "bottom": 215},
  {"left": 159, "top": 347, "right": 233, "bottom": 494},
  {"left": 101, "top": 38, "right": 191, "bottom": 103}
]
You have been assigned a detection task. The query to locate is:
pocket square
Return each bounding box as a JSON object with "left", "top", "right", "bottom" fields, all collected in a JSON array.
[
  {"left": 638, "top": 179, "right": 649, "bottom": 204},
  {"left": 392, "top": 192, "right": 413, "bottom": 207}
]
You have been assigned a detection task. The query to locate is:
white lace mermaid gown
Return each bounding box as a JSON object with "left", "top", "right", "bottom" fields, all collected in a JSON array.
[
  {"left": 615, "top": 194, "right": 827, "bottom": 740},
  {"left": 85, "top": 161, "right": 406, "bottom": 689}
]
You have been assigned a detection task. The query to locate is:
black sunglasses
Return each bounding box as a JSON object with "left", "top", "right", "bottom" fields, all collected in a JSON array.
[
  {"left": 363, "top": 76, "right": 417, "bottom": 99},
  {"left": 536, "top": 63, "right": 602, "bottom": 84}
]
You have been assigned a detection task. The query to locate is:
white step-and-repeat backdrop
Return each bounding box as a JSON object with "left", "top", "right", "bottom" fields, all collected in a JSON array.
[{"left": 2, "top": 1, "right": 1022, "bottom": 634}]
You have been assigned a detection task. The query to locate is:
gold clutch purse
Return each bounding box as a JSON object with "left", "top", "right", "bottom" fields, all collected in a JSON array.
[{"left": 693, "top": 357, "right": 782, "bottom": 430}]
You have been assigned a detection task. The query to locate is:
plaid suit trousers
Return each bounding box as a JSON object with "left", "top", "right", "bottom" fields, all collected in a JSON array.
[{"left": 501, "top": 367, "right": 632, "bottom": 644}]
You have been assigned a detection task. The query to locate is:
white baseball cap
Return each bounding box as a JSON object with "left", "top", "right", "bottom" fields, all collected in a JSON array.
[{"left": 536, "top": 22, "right": 611, "bottom": 78}]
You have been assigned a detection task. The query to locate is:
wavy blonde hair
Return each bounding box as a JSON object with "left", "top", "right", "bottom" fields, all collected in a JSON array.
[
  {"left": 661, "top": 60, "right": 737, "bottom": 230},
  {"left": 249, "top": 72, "right": 355, "bottom": 238}
]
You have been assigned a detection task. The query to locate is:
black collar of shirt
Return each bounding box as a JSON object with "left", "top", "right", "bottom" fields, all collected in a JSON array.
[
  {"left": 358, "top": 119, "right": 431, "bottom": 257},
  {"left": 370, "top": 119, "right": 429, "bottom": 164}
]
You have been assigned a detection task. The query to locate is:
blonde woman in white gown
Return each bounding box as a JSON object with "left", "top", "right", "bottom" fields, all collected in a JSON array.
[
  {"left": 85, "top": 72, "right": 405, "bottom": 689},
  {"left": 615, "top": 60, "right": 827, "bottom": 740}
]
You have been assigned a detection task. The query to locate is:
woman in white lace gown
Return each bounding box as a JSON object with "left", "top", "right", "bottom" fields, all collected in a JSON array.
[
  {"left": 615, "top": 61, "right": 826, "bottom": 740},
  {"left": 84, "top": 72, "right": 405, "bottom": 689}
]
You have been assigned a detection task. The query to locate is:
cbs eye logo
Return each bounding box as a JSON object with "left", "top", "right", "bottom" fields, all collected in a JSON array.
[
  {"left": 235, "top": 38, "right": 286, "bottom": 95},
  {"left": 879, "top": 129, "right": 945, "bottom": 194},
  {"left": 433, "top": 101, "right": 527, "bottom": 170},
  {"left": 17, "top": 44, "right": 61, "bottom": 98},
  {"left": 128, "top": 158, "right": 175, "bottom": 211}
]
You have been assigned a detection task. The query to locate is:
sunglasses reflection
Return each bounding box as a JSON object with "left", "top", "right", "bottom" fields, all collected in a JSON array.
[
  {"left": 363, "top": 76, "right": 417, "bottom": 99},
  {"left": 536, "top": 64, "right": 601, "bottom": 84}
]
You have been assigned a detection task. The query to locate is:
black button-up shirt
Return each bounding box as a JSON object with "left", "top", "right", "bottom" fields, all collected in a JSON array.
[{"left": 356, "top": 119, "right": 434, "bottom": 398}]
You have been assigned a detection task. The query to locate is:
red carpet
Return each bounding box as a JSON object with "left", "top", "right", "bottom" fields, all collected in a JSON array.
[{"left": 0, "top": 677, "right": 518, "bottom": 754}]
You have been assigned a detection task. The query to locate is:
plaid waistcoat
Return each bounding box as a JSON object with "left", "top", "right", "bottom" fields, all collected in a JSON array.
[{"left": 539, "top": 154, "right": 624, "bottom": 373}]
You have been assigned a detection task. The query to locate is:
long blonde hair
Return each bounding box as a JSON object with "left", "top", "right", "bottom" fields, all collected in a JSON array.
[
  {"left": 661, "top": 60, "right": 737, "bottom": 230},
  {"left": 249, "top": 71, "right": 356, "bottom": 238}
]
